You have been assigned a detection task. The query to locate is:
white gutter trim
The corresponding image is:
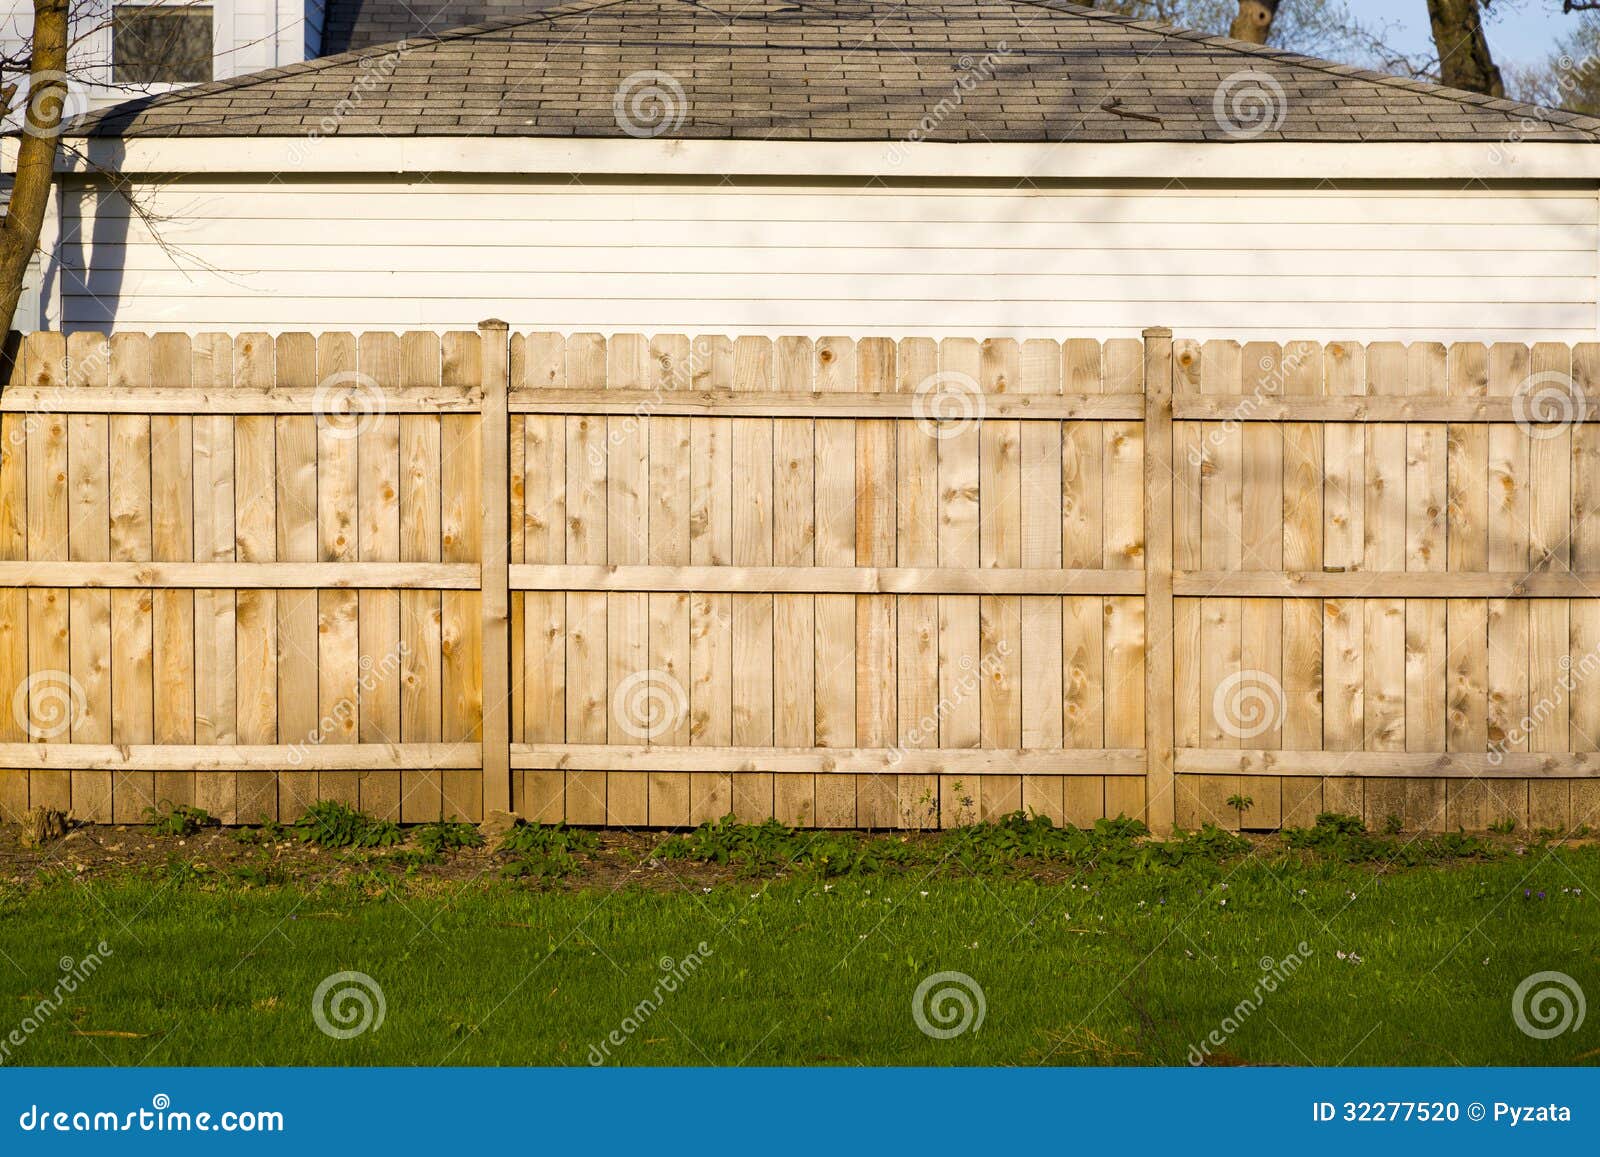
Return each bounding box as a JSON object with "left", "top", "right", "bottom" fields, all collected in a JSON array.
[{"left": 8, "top": 136, "right": 1599, "bottom": 180}]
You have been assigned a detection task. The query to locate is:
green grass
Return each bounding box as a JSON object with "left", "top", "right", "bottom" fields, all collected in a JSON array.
[{"left": 3, "top": 813, "right": 1598, "bottom": 1067}]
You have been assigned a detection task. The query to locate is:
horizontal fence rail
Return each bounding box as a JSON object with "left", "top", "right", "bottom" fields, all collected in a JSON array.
[{"left": 2, "top": 328, "right": 1599, "bottom": 835}]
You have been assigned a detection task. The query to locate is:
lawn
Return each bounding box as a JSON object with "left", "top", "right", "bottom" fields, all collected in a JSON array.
[{"left": 1, "top": 813, "right": 1596, "bottom": 1066}]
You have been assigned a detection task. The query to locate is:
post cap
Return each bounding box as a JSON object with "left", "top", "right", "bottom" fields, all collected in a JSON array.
[
  {"left": 477, "top": 318, "right": 510, "bottom": 331},
  {"left": 1142, "top": 326, "right": 1172, "bottom": 339}
]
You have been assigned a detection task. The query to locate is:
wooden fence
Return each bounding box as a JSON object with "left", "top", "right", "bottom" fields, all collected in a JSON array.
[{"left": 1, "top": 326, "right": 1598, "bottom": 833}]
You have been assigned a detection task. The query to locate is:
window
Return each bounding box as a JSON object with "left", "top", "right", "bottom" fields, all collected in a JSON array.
[{"left": 111, "top": 4, "right": 213, "bottom": 85}]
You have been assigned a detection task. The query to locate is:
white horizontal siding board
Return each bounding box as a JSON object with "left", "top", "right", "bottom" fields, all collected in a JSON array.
[
  {"left": 36, "top": 137, "right": 1600, "bottom": 180},
  {"left": 60, "top": 270, "right": 1600, "bottom": 305},
  {"left": 53, "top": 177, "right": 1600, "bottom": 342},
  {"left": 65, "top": 244, "right": 1600, "bottom": 280},
  {"left": 60, "top": 297, "right": 1600, "bottom": 333},
  {"left": 62, "top": 206, "right": 1595, "bottom": 253},
  {"left": 55, "top": 185, "right": 1600, "bottom": 225}
]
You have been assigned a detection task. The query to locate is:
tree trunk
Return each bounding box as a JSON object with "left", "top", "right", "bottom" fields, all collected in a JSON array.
[
  {"left": 1229, "top": 0, "right": 1279, "bottom": 44},
  {"left": 1425, "top": 0, "right": 1505, "bottom": 96},
  {"left": 0, "top": 0, "right": 69, "bottom": 337}
]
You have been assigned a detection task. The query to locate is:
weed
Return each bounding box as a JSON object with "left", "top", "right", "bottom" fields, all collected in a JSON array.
[
  {"left": 291, "top": 801, "right": 402, "bottom": 850},
  {"left": 1284, "top": 813, "right": 1498, "bottom": 866},
  {"left": 501, "top": 849, "right": 581, "bottom": 880},
  {"left": 233, "top": 818, "right": 288, "bottom": 846},
  {"left": 416, "top": 821, "right": 485, "bottom": 858},
  {"left": 143, "top": 804, "right": 214, "bottom": 838},
  {"left": 162, "top": 858, "right": 211, "bottom": 887},
  {"left": 499, "top": 821, "right": 599, "bottom": 857},
  {"left": 1225, "top": 794, "right": 1254, "bottom": 829},
  {"left": 654, "top": 816, "right": 798, "bottom": 871},
  {"left": 1383, "top": 814, "right": 1404, "bottom": 836},
  {"left": 1489, "top": 817, "right": 1517, "bottom": 835},
  {"left": 231, "top": 862, "right": 287, "bottom": 888}
]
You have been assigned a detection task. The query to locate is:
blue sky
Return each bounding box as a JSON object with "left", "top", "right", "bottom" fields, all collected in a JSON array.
[{"left": 1342, "top": 0, "right": 1576, "bottom": 70}]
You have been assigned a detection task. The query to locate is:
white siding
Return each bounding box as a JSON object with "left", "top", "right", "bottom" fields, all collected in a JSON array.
[
  {"left": 0, "top": 0, "right": 320, "bottom": 107},
  {"left": 55, "top": 177, "right": 1600, "bottom": 341}
]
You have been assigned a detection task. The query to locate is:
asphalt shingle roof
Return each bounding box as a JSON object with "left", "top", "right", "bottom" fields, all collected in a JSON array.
[{"left": 76, "top": 0, "right": 1600, "bottom": 142}]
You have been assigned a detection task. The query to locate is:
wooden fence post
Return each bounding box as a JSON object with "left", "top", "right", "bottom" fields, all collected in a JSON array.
[
  {"left": 478, "top": 320, "right": 512, "bottom": 815},
  {"left": 1142, "top": 327, "right": 1176, "bottom": 835}
]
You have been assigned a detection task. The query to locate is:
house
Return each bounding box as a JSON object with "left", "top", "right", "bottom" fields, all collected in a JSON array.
[
  {"left": 0, "top": 0, "right": 547, "bottom": 110},
  {"left": 16, "top": 0, "right": 1600, "bottom": 340},
  {"left": 0, "top": 0, "right": 327, "bottom": 110}
]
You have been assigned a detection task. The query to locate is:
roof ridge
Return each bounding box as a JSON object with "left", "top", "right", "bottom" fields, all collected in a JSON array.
[{"left": 1033, "top": 0, "right": 1600, "bottom": 139}]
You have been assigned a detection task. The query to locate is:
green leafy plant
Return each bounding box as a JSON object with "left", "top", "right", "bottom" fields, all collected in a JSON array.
[
  {"left": 415, "top": 821, "right": 485, "bottom": 858},
  {"left": 233, "top": 817, "right": 288, "bottom": 845},
  {"left": 499, "top": 821, "right": 599, "bottom": 857},
  {"left": 501, "top": 849, "right": 581, "bottom": 880},
  {"left": 1225, "top": 794, "right": 1254, "bottom": 829},
  {"left": 231, "top": 862, "right": 286, "bottom": 888},
  {"left": 1489, "top": 817, "right": 1517, "bottom": 835},
  {"left": 1383, "top": 814, "right": 1404, "bottom": 836},
  {"left": 1285, "top": 812, "right": 1496, "bottom": 865},
  {"left": 291, "top": 801, "right": 402, "bottom": 849},
  {"left": 143, "top": 803, "right": 214, "bottom": 838}
]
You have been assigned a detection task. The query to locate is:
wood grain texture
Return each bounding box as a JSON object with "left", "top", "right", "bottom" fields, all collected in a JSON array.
[{"left": 17, "top": 331, "right": 1600, "bottom": 833}]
